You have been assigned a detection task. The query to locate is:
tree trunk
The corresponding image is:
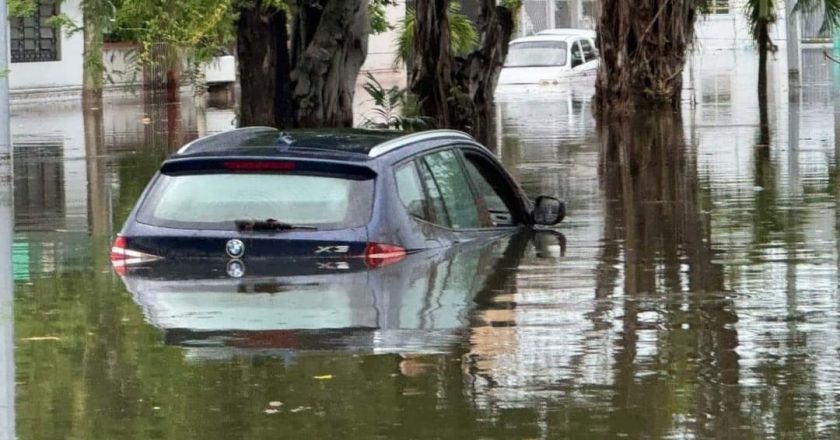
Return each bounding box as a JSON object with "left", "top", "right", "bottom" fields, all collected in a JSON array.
[
  {"left": 291, "top": 0, "right": 370, "bottom": 127},
  {"left": 166, "top": 66, "right": 180, "bottom": 104},
  {"left": 757, "top": 18, "right": 769, "bottom": 102},
  {"left": 453, "top": 5, "right": 513, "bottom": 142},
  {"left": 410, "top": 0, "right": 454, "bottom": 127},
  {"left": 411, "top": 0, "right": 513, "bottom": 138},
  {"left": 82, "top": 1, "right": 107, "bottom": 104},
  {"left": 595, "top": 0, "right": 699, "bottom": 113},
  {"left": 236, "top": 3, "right": 293, "bottom": 127}
]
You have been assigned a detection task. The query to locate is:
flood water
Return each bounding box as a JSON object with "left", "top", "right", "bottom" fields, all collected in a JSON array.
[{"left": 8, "top": 48, "right": 840, "bottom": 439}]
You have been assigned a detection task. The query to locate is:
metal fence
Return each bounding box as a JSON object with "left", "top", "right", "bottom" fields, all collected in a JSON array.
[{"left": 517, "top": 0, "right": 599, "bottom": 37}]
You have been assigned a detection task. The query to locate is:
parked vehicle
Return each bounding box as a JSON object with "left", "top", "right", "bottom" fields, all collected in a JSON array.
[
  {"left": 111, "top": 127, "right": 565, "bottom": 272},
  {"left": 497, "top": 28, "right": 599, "bottom": 90},
  {"left": 202, "top": 49, "right": 236, "bottom": 87}
]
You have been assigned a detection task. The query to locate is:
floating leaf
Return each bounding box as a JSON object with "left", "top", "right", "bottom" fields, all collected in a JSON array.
[{"left": 21, "top": 336, "right": 60, "bottom": 342}]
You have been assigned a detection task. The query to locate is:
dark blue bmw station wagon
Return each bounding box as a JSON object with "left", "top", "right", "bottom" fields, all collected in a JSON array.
[{"left": 111, "top": 127, "right": 565, "bottom": 272}]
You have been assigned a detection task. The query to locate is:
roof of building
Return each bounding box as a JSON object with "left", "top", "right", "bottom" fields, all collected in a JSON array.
[{"left": 172, "top": 127, "right": 474, "bottom": 160}]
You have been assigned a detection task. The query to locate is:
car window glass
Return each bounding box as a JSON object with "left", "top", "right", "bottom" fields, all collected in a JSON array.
[
  {"left": 464, "top": 157, "right": 515, "bottom": 227},
  {"left": 580, "top": 39, "right": 595, "bottom": 62},
  {"left": 422, "top": 150, "right": 481, "bottom": 229},
  {"left": 571, "top": 41, "right": 583, "bottom": 66},
  {"left": 504, "top": 41, "right": 568, "bottom": 67},
  {"left": 417, "top": 159, "right": 452, "bottom": 227},
  {"left": 137, "top": 173, "right": 373, "bottom": 230},
  {"left": 395, "top": 162, "right": 430, "bottom": 221}
]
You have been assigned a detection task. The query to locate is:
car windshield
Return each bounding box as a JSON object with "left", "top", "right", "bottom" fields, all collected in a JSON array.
[
  {"left": 136, "top": 173, "right": 374, "bottom": 230},
  {"left": 505, "top": 41, "right": 567, "bottom": 67}
]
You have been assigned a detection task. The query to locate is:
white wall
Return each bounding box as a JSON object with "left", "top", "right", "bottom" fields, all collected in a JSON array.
[
  {"left": 695, "top": 0, "right": 788, "bottom": 51},
  {"left": 361, "top": 0, "right": 405, "bottom": 74},
  {"left": 9, "top": 0, "right": 84, "bottom": 92},
  {"left": 354, "top": 0, "right": 407, "bottom": 125}
]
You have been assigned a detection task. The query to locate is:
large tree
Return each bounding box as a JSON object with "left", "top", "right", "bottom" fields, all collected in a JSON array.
[
  {"left": 289, "top": 0, "right": 369, "bottom": 127},
  {"left": 410, "top": 0, "right": 514, "bottom": 140},
  {"left": 86, "top": 0, "right": 370, "bottom": 128},
  {"left": 595, "top": 0, "right": 703, "bottom": 113},
  {"left": 237, "top": 0, "right": 369, "bottom": 127},
  {"left": 236, "top": 2, "right": 293, "bottom": 127}
]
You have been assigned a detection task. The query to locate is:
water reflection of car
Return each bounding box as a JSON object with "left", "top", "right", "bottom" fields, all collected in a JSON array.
[
  {"left": 497, "top": 28, "right": 599, "bottom": 91},
  {"left": 117, "top": 231, "right": 563, "bottom": 359},
  {"left": 111, "top": 128, "right": 565, "bottom": 272}
]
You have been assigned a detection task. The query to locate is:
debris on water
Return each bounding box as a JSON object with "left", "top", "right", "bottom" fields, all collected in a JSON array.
[
  {"left": 313, "top": 374, "right": 333, "bottom": 380},
  {"left": 153, "top": 406, "right": 160, "bottom": 411},
  {"left": 401, "top": 388, "right": 425, "bottom": 397},
  {"left": 264, "top": 409, "right": 279, "bottom": 415},
  {"left": 290, "top": 406, "right": 312, "bottom": 413},
  {"left": 21, "top": 336, "right": 60, "bottom": 342},
  {"left": 268, "top": 401, "right": 283, "bottom": 408}
]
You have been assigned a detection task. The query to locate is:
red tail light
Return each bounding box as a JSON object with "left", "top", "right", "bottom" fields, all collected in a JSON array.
[
  {"left": 364, "top": 243, "right": 406, "bottom": 268},
  {"left": 111, "top": 235, "right": 162, "bottom": 275}
]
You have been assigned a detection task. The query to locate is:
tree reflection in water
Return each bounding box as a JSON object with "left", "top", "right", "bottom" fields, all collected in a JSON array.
[{"left": 598, "top": 111, "right": 744, "bottom": 437}]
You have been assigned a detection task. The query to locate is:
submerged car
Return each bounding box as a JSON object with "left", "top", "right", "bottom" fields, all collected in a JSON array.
[
  {"left": 497, "top": 28, "right": 599, "bottom": 90},
  {"left": 117, "top": 230, "right": 564, "bottom": 359},
  {"left": 111, "top": 127, "right": 565, "bottom": 271}
]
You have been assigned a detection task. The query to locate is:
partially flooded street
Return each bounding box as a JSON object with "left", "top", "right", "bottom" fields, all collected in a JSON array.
[{"left": 10, "top": 49, "right": 840, "bottom": 439}]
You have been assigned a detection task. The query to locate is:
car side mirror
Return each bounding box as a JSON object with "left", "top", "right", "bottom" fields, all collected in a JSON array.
[{"left": 532, "top": 196, "right": 565, "bottom": 225}]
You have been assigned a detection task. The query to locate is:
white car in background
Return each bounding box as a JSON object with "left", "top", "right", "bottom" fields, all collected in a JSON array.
[
  {"left": 202, "top": 49, "right": 237, "bottom": 87},
  {"left": 497, "top": 28, "right": 599, "bottom": 91}
]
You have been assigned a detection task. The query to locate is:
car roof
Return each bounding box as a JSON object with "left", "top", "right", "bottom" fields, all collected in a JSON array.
[
  {"left": 536, "top": 28, "right": 597, "bottom": 38},
  {"left": 510, "top": 29, "right": 595, "bottom": 45},
  {"left": 171, "top": 127, "right": 475, "bottom": 161}
]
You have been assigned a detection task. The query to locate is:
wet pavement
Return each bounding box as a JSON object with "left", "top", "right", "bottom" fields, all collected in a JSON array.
[{"left": 8, "top": 48, "right": 840, "bottom": 439}]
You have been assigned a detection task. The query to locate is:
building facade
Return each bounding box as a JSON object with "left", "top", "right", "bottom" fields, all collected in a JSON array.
[
  {"left": 7, "top": 0, "right": 84, "bottom": 97},
  {"left": 515, "top": 0, "right": 816, "bottom": 51}
]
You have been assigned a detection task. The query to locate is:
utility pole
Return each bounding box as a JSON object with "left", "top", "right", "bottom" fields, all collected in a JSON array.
[
  {"left": 785, "top": 0, "right": 802, "bottom": 87},
  {"left": 0, "top": 0, "right": 15, "bottom": 438}
]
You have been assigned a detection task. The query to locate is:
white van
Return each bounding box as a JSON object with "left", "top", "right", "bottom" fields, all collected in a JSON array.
[{"left": 497, "top": 29, "right": 599, "bottom": 89}]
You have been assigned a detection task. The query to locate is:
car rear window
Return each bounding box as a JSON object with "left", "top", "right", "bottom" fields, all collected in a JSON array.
[
  {"left": 505, "top": 41, "right": 568, "bottom": 67},
  {"left": 136, "top": 172, "right": 374, "bottom": 230}
]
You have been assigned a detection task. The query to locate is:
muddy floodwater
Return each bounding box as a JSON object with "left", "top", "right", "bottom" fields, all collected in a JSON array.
[{"left": 7, "top": 49, "right": 840, "bottom": 439}]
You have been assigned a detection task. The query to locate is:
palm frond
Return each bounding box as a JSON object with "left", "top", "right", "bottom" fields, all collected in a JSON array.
[
  {"left": 393, "top": 1, "right": 479, "bottom": 66},
  {"left": 794, "top": 0, "right": 840, "bottom": 33},
  {"left": 744, "top": 0, "right": 777, "bottom": 41}
]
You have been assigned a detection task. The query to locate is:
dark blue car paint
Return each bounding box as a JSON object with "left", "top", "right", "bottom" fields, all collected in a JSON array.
[{"left": 117, "top": 129, "right": 539, "bottom": 261}]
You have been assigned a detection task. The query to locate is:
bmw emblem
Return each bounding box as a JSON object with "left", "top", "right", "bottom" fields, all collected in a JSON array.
[
  {"left": 226, "top": 259, "right": 246, "bottom": 278},
  {"left": 226, "top": 239, "right": 245, "bottom": 258}
]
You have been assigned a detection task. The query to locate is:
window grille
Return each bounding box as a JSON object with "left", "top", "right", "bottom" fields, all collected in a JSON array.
[
  {"left": 706, "top": 0, "right": 729, "bottom": 14},
  {"left": 10, "top": 0, "right": 60, "bottom": 63}
]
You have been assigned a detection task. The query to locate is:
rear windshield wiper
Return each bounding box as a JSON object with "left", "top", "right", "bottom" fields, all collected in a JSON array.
[{"left": 235, "top": 219, "right": 318, "bottom": 232}]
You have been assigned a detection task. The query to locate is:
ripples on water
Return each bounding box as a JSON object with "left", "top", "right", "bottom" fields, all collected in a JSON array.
[{"left": 9, "top": 49, "right": 840, "bottom": 438}]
